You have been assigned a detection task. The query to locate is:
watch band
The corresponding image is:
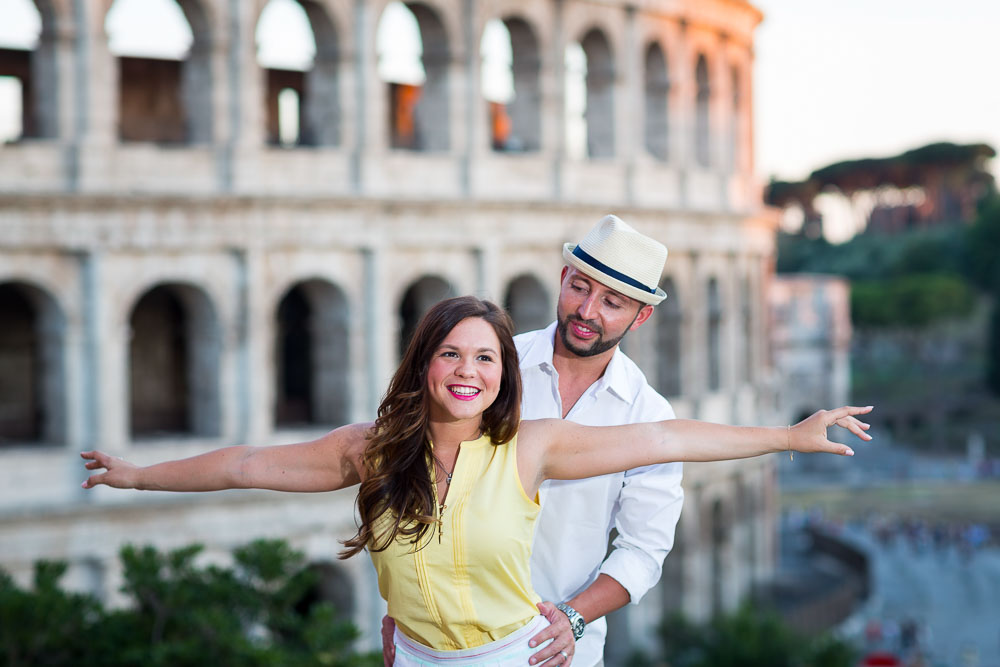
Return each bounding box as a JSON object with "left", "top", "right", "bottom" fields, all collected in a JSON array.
[{"left": 556, "top": 602, "right": 586, "bottom": 640}]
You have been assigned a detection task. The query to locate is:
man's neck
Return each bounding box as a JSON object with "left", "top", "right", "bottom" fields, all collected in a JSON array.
[{"left": 551, "top": 335, "right": 617, "bottom": 417}]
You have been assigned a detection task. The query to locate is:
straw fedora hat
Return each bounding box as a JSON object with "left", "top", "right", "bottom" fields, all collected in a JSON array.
[{"left": 562, "top": 215, "right": 668, "bottom": 305}]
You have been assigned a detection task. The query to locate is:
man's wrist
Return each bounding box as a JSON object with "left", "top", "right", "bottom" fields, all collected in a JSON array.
[{"left": 556, "top": 602, "right": 586, "bottom": 640}]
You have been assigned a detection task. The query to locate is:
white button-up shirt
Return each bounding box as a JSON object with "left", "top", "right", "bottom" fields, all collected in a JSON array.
[{"left": 516, "top": 324, "right": 684, "bottom": 667}]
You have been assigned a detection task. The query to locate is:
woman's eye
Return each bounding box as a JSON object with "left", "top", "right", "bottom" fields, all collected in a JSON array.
[{"left": 478, "top": 355, "right": 494, "bottom": 362}]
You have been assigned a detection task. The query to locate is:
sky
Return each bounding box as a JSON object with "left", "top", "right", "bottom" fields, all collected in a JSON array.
[
  {"left": 1, "top": 0, "right": 997, "bottom": 235},
  {"left": 752, "top": 0, "right": 1000, "bottom": 184}
]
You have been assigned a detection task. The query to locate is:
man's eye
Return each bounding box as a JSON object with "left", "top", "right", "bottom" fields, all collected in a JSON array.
[{"left": 605, "top": 299, "right": 623, "bottom": 309}]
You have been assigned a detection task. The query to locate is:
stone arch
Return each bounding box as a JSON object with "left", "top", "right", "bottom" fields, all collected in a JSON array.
[
  {"left": 274, "top": 279, "right": 350, "bottom": 428},
  {"left": 503, "top": 273, "right": 550, "bottom": 334},
  {"left": 398, "top": 275, "right": 455, "bottom": 357},
  {"left": 0, "top": 280, "right": 66, "bottom": 446},
  {"left": 127, "top": 282, "right": 220, "bottom": 439},
  {"left": 736, "top": 475, "right": 757, "bottom": 582},
  {"left": 256, "top": 0, "right": 340, "bottom": 147},
  {"left": 707, "top": 276, "right": 722, "bottom": 391},
  {"left": 643, "top": 41, "right": 669, "bottom": 161},
  {"left": 694, "top": 53, "right": 711, "bottom": 167},
  {"left": 105, "top": 0, "right": 213, "bottom": 144},
  {"left": 296, "top": 561, "right": 355, "bottom": 619},
  {"left": 482, "top": 16, "right": 540, "bottom": 152},
  {"left": 377, "top": 2, "right": 450, "bottom": 152},
  {"left": 660, "top": 511, "right": 686, "bottom": 616},
  {"left": 655, "top": 277, "right": 681, "bottom": 397},
  {"left": 708, "top": 497, "right": 730, "bottom": 616},
  {"left": 0, "top": 0, "right": 47, "bottom": 141},
  {"left": 580, "top": 28, "right": 614, "bottom": 158}
]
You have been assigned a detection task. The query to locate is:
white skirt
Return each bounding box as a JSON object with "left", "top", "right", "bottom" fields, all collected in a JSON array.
[{"left": 393, "top": 615, "right": 552, "bottom": 666}]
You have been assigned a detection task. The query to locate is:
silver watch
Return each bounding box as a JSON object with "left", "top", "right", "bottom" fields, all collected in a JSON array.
[{"left": 556, "top": 602, "right": 586, "bottom": 640}]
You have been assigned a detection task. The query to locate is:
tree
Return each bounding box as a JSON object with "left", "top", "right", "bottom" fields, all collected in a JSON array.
[
  {"left": 657, "top": 605, "right": 858, "bottom": 667},
  {"left": 0, "top": 540, "right": 379, "bottom": 667},
  {"left": 0, "top": 562, "right": 103, "bottom": 666},
  {"left": 965, "top": 195, "right": 1000, "bottom": 394}
]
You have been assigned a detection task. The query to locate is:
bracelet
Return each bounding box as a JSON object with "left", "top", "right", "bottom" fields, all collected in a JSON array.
[{"left": 786, "top": 424, "right": 793, "bottom": 461}]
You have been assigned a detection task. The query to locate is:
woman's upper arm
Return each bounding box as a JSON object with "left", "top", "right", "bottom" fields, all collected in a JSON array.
[
  {"left": 523, "top": 419, "right": 663, "bottom": 483},
  {"left": 241, "top": 422, "right": 370, "bottom": 492}
]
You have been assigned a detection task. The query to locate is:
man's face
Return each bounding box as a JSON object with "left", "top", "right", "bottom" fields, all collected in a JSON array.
[{"left": 556, "top": 267, "right": 653, "bottom": 358}]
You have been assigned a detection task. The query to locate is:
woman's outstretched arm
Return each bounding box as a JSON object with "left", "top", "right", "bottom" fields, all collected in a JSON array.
[
  {"left": 519, "top": 406, "right": 872, "bottom": 487},
  {"left": 80, "top": 422, "right": 371, "bottom": 493}
]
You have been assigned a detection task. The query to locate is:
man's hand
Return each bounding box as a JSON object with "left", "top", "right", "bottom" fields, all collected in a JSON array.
[
  {"left": 529, "top": 601, "right": 575, "bottom": 665},
  {"left": 381, "top": 615, "right": 395, "bottom": 667}
]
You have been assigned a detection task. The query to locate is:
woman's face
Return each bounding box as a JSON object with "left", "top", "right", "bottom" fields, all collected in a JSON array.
[{"left": 425, "top": 316, "right": 503, "bottom": 426}]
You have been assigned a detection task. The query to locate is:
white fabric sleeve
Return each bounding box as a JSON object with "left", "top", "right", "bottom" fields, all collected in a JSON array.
[
  {"left": 598, "top": 397, "right": 684, "bottom": 604},
  {"left": 598, "top": 459, "right": 684, "bottom": 604}
]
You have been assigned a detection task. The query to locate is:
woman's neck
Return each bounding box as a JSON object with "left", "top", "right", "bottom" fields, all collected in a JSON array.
[{"left": 427, "top": 418, "right": 483, "bottom": 450}]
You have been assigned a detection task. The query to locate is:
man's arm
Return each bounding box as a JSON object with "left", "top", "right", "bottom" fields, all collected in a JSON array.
[
  {"left": 599, "top": 460, "right": 684, "bottom": 606},
  {"left": 564, "top": 573, "right": 630, "bottom": 623}
]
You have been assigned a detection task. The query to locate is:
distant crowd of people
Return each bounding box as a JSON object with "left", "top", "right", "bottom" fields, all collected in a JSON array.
[{"left": 868, "top": 515, "right": 994, "bottom": 560}]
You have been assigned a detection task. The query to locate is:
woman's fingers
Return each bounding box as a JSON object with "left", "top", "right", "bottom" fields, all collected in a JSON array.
[
  {"left": 824, "top": 405, "right": 873, "bottom": 424},
  {"left": 80, "top": 450, "right": 120, "bottom": 488},
  {"left": 82, "top": 472, "right": 104, "bottom": 488},
  {"left": 837, "top": 416, "right": 873, "bottom": 441}
]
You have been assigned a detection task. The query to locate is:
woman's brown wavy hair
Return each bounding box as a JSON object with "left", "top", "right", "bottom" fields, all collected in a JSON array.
[{"left": 340, "top": 296, "right": 522, "bottom": 558}]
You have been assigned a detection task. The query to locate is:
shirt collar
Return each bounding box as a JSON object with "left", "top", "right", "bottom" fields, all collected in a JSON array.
[{"left": 520, "top": 322, "right": 635, "bottom": 404}]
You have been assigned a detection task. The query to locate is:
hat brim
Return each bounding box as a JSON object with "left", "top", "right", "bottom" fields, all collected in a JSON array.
[{"left": 563, "top": 244, "right": 666, "bottom": 306}]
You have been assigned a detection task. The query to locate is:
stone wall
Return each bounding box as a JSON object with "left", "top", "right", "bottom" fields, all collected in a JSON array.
[{"left": 0, "top": 0, "right": 779, "bottom": 659}]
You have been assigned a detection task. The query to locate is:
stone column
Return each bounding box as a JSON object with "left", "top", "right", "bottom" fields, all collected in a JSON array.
[
  {"left": 31, "top": 10, "right": 74, "bottom": 141},
  {"left": 241, "top": 245, "right": 270, "bottom": 443},
  {"left": 548, "top": 0, "right": 567, "bottom": 199},
  {"left": 621, "top": 5, "right": 639, "bottom": 204},
  {"left": 459, "top": 0, "right": 478, "bottom": 196},
  {"left": 73, "top": 2, "right": 118, "bottom": 191},
  {"left": 224, "top": 0, "right": 266, "bottom": 191},
  {"left": 671, "top": 23, "right": 693, "bottom": 175},
  {"left": 362, "top": 245, "right": 390, "bottom": 421}
]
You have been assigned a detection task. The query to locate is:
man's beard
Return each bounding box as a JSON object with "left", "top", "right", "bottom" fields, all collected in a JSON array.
[{"left": 557, "top": 314, "right": 633, "bottom": 358}]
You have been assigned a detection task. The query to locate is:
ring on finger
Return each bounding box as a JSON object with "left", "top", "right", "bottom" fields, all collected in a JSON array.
[{"left": 559, "top": 650, "right": 569, "bottom": 660}]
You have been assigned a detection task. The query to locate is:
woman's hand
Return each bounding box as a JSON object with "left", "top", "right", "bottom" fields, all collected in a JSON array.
[
  {"left": 80, "top": 450, "right": 140, "bottom": 489},
  {"left": 788, "top": 406, "right": 873, "bottom": 455}
]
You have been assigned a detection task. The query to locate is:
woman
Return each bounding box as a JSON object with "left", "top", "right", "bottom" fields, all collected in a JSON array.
[{"left": 82, "top": 296, "right": 872, "bottom": 666}]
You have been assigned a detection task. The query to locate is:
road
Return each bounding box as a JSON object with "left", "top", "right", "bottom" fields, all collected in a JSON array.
[{"left": 841, "top": 522, "right": 1000, "bottom": 667}]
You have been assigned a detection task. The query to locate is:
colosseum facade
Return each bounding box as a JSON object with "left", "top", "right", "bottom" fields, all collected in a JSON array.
[{"left": 0, "top": 0, "right": 781, "bottom": 660}]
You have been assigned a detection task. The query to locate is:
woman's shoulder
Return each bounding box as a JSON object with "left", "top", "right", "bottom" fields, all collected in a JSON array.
[{"left": 514, "top": 418, "right": 568, "bottom": 448}]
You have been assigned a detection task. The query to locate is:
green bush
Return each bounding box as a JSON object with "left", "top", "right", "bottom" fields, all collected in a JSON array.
[
  {"left": 0, "top": 540, "right": 380, "bottom": 667},
  {"left": 658, "top": 605, "right": 858, "bottom": 667},
  {"left": 851, "top": 274, "right": 975, "bottom": 328}
]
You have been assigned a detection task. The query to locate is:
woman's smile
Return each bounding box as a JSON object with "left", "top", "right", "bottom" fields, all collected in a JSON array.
[{"left": 447, "top": 384, "right": 482, "bottom": 400}]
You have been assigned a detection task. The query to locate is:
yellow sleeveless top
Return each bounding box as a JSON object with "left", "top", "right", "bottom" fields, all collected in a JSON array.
[{"left": 368, "top": 434, "right": 541, "bottom": 650}]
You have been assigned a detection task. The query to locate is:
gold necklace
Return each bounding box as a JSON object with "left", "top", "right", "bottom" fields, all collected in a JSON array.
[{"left": 433, "top": 456, "right": 454, "bottom": 543}]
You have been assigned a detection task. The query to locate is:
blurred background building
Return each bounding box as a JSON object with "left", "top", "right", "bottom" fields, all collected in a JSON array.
[{"left": 0, "top": 0, "right": 798, "bottom": 659}]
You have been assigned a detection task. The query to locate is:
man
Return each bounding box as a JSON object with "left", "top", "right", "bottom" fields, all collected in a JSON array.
[
  {"left": 516, "top": 215, "right": 683, "bottom": 666},
  {"left": 383, "top": 215, "right": 683, "bottom": 666}
]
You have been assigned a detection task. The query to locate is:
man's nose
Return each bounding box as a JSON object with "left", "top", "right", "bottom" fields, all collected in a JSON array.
[{"left": 577, "top": 294, "right": 599, "bottom": 321}]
